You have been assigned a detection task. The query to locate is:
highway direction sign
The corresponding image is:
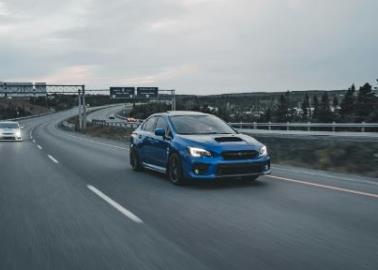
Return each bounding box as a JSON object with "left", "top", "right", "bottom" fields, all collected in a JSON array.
[
  {"left": 110, "top": 87, "right": 135, "bottom": 99},
  {"left": 137, "top": 87, "right": 158, "bottom": 97}
]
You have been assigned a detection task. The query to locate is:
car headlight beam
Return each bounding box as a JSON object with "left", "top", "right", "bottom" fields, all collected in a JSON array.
[{"left": 188, "top": 147, "right": 212, "bottom": 157}]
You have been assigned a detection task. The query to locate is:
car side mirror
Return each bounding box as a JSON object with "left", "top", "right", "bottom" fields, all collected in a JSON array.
[
  {"left": 20, "top": 125, "right": 24, "bottom": 129},
  {"left": 154, "top": 128, "right": 165, "bottom": 137}
]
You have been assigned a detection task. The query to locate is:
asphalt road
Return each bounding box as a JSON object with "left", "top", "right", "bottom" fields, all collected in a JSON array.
[
  {"left": 87, "top": 104, "right": 128, "bottom": 123},
  {"left": 1, "top": 109, "right": 378, "bottom": 270}
]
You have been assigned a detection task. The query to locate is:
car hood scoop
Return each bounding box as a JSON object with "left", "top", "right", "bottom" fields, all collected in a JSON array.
[{"left": 214, "top": 136, "right": 243, "bottom": 143}]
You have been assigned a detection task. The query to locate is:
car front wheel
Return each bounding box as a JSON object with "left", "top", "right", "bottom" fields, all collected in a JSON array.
[
  {"left": 130, "top": 148, "right": 142, "bottom": 171},
  {"left": 168, "top": 153, "right": 188, "bottom": 185}
]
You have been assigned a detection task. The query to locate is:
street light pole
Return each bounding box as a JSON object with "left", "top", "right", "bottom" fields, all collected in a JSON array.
[
  {"left": 82, "top": 85, "right": 87, "bottom": 129},
  {"left": 172, "top": 89, "right": 176, "bottom": 111},
  {"left": 78, "top": 89, "right": 83, "bottom": 130}
]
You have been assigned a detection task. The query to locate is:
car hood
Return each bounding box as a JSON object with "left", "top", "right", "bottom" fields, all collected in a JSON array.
[
  {"left": 176, "top": 133, "right": 263, "bottom": 152},
  {"left": 0, "top": 128, "right": 18, "bottom": 133}
]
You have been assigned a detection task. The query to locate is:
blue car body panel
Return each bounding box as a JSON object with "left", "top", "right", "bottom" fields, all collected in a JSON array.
[{"left": 130, "top": 111, "right": 271, "bottom": 181}]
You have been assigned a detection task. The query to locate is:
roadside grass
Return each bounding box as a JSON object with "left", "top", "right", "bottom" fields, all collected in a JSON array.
[
  {"left": 63, "top": 115, "right": 132, "bottom": 142},
  {"left": 255, "top": 135, "right": 378, "bottom": 178}
]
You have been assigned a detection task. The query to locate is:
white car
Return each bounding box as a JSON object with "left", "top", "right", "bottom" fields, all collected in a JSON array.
[{"left": 0, "top": 121, "right": 22, "bottom": 141}]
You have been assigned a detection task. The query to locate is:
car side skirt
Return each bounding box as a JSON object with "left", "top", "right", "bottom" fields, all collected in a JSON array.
[{"left": 142, "top": 162, "right": 167, "bottom": 174}]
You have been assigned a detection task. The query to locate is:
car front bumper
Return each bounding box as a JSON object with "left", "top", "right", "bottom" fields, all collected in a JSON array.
[
  {"left": 0, "top": 134, "right": 22, "bottom": 141},
  {"left": 181, "top": 153, "right": 271, "bottom": 180}
]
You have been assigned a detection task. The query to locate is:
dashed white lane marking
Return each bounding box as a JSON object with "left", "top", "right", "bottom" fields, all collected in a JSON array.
[
  {"left": 87, "top": 185, "right": 143, "bottom": 224},
  {"left": 47, "top": 154, "right": 59, "bottom": 164},
  {"left": 267, "top": 175, "right": 378, "bottom": 199},
  {"left": 32, "top": 139, "right": 36, "bottom": 143},
  {"left": 37, "top": 145, "right": 42, "bottom": 150}
]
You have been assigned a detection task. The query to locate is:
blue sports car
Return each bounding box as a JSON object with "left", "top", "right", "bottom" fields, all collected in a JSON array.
[{"left": 129, "top": 111, "right": 271, "bottom": 185}]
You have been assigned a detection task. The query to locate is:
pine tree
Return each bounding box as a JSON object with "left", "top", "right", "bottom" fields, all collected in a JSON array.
[
  {"left": 312, "top": 95, "right": 320, "bottom": 121},
  {"left": 340, "top": 84, "right": 356, "bottom": 121},
  {"left": 333, "top": 96, "right": 339, "bottom": 107},
  {"left": 262, "top": 108, "right": 272, "bottom": 122},
  {"left": 318, "top": 92, "right": 333, "bottom": 122},
  {"left": 301, "top": 93, "right": 310, "bottom": 120},
  {"left": 356, "top": 83, "right": 376, "bottom": 121},
  {"left": 274, "top": 92, "right": 290, "bottom": 122}
]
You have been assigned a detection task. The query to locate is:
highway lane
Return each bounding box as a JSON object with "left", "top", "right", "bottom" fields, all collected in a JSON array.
[
  {"left": 87, "top": 104, "right": 130, "bottom": 123},
  {"left": 1, "top": 109, "right": 377, "bottom": 270}
]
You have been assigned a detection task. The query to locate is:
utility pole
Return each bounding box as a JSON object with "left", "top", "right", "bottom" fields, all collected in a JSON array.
[
  {"left": 78, "top": 89, "right": 83, "bottom": 130},
  {"left": 82, "top": 85, "right": 87, "bottom": 129},
  {"left": 172, "top": 89, "right": 176, "bottom": 111}
]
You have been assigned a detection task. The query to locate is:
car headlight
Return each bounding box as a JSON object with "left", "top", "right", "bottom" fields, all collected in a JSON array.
[
  {"left": 259, "top": 145, "right": 268, "bottom": 156},
  {"left": 16, "top": 131, "right": 21, "bottom": 137},
  {"left": 188, "top": 147, "right": 212, "bottom": 157}
]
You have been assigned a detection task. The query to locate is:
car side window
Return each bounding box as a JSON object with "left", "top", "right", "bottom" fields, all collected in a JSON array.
[
  {"left": 155, "top": 117, "right": 174, "bottom": 138},
  {"left": 155, "top": 117, "right": 168, "bottom": 130},
  {"left": 166, "top": 127, "right": 173, "bottom": 139},
  {"left": 142, "top": 117, "right": 157, "bottom": 133}
]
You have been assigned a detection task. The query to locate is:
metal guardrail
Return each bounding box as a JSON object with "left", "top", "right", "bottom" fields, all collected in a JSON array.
[
  {"left": 90, "top": 119, "right": 378, "bottom": 133},
  {"left": 92, "top": 119, "right": 139, "bottom": 129},
  {"left": 228, "top": 122, "right": 378, "bottom": 132}
]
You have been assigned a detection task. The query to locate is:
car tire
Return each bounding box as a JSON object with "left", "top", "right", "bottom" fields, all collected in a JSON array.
[
  {"left": 168, "top": 153, "right": 188, "bottom": 185},
  {"left": 130, "top": 148, "right": 142, "bottom": 171}
]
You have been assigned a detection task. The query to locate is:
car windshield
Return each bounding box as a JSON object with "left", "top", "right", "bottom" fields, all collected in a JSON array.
[
  {"left": 170, "top": 115, "right": 236, "bottom": 135},
  {"left": 0, "top": 123, "right": 19, "bottom": 129}
]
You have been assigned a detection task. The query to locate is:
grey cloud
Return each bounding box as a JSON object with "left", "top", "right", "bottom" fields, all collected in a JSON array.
[{"left": 1, "top": 0, "right": 377, "bottom": 94}]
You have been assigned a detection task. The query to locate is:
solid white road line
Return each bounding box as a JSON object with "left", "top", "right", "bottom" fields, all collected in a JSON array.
[
  {"left": 47, "top": 154, "right": 59, "bottom": 164},
  {"left": 268, "top": 175, "right": 378, "bottom": 199},
  {"left": 272, "top": 165, "right": 378, "bottom": 186},
  {"left": 37, "top": 145, "right": 42, "bottom": 150},
  {"left": 87, "top": 185, "right": 143, "bottom": 224}
]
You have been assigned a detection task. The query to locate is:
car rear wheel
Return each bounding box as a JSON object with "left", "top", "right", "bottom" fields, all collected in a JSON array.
[
  {"left": 130, "top": 148, "right": 142, "bottom": 171},
  {"left": 168, "top": 153, "right": 187, "bottom": 185}
]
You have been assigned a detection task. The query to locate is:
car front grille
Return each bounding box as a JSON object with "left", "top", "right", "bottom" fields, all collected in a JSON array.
[
  {"left": 217, "top": 163, "right": 263, "bottom": 176},
  {"left": 0, "top": 136, "right": 16, "bottom": 140},
  {"left": 221, "top": 150, "right": 258, "bottom": 160}
]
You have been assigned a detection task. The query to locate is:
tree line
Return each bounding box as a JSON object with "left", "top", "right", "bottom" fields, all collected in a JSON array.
[
  {"left": 129, "top": 82, "right": 378, "bottom": 123},
  {"left": 262, "top": 82, "right": 378, "bottom": 123}
]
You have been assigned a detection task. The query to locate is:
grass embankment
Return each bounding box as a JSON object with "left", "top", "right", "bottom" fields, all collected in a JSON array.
[
  {"left": 0, "top": 98, "right": 49, "bottom": 119},
  {"left": 64, "top": 115, "right": 132, "bottom": 141},
  {"left": 255, "top": 135, "right": 378, "bottom": 178}
]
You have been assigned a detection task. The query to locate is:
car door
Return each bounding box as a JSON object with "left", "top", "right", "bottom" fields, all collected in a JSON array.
[
  {"left": 138, "top": 116, "right": 157, "bottom": 164},
  {"left": 149, "top": 117, "right": 171, "bottom": 168}
]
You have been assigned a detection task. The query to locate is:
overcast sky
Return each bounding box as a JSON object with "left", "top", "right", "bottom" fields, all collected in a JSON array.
[{"left": 0, "top": 0, "right": 377, "bottom": 94}]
